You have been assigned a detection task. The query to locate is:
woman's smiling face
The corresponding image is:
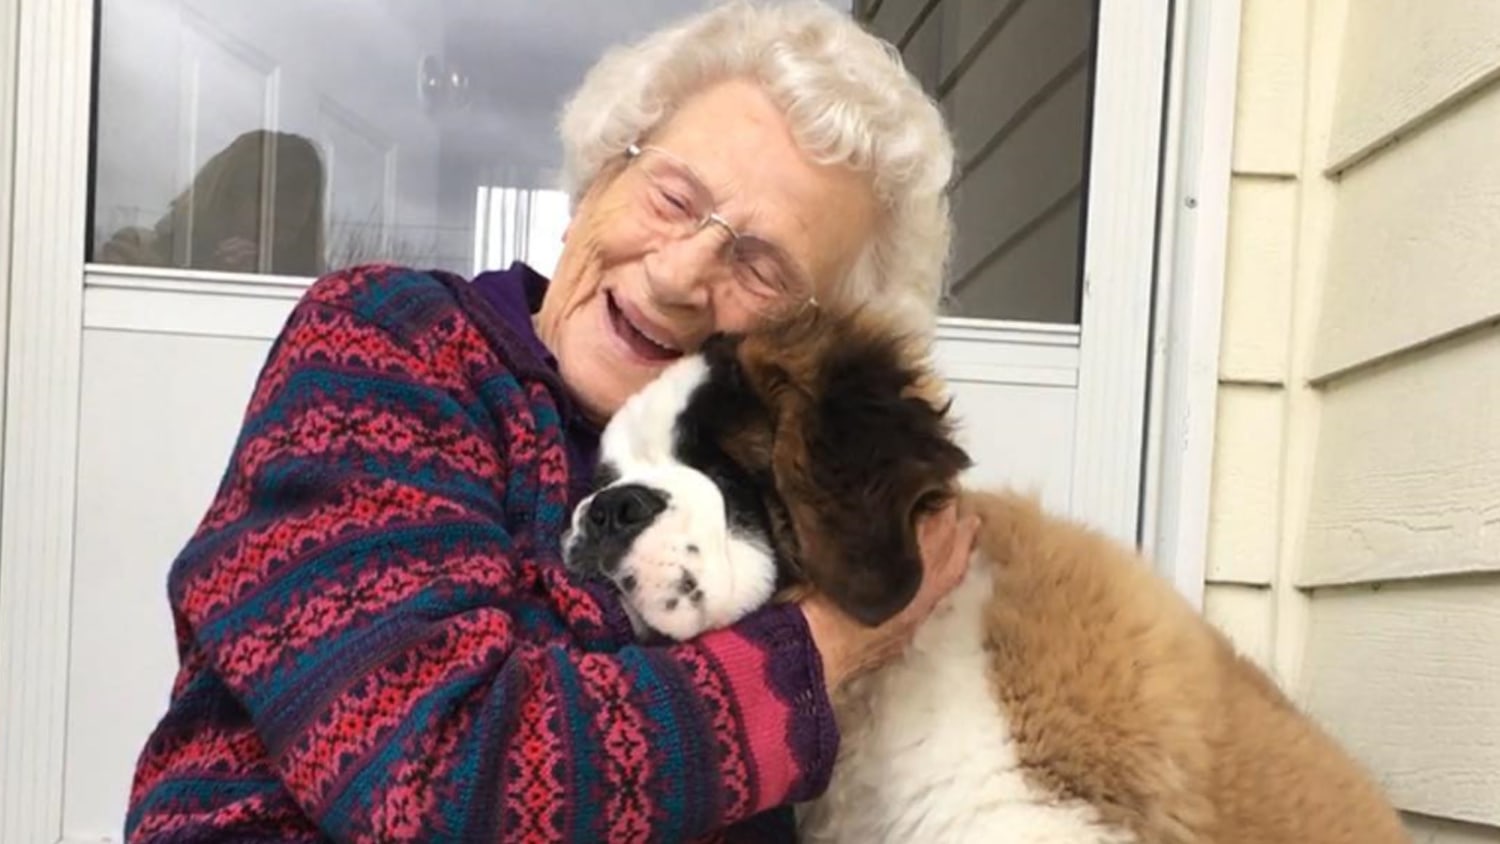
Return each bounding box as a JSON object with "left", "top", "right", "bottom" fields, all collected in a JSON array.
[{"left": 534, "top": 78, "right": 879, "bottom": 421}]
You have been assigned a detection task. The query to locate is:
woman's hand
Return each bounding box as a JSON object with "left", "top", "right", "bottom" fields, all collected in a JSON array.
[{"left": 801, "top": 500, "right": 980, "bottom": 691}]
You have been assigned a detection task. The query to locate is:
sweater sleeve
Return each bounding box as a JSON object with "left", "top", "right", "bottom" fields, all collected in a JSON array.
[{"left": 168, "top": 269, "right": 838, "bottom": 843}]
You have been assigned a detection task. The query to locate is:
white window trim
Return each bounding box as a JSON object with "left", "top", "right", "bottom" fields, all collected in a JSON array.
[
  {"left": 0, "top": 1, "right": 1239, "bottom": 840},
  {"left": 1141, "top": 0, "right": 1242, "bottom": 608},
  {"left": 0, "top": 0, "right": 15, "bottom": 472},
  {"left": 1067, "top": 0, "right": 1176, "bottom": 549}
]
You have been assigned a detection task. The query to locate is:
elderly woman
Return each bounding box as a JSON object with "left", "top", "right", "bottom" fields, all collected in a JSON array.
[{"left": 125, "top": 2, "right": 976, "bottom": 842}]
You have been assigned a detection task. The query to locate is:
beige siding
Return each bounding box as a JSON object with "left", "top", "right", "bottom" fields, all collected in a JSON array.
[
  {"left": 1220, "top": 177, "right": 1297, "bottom": 383},
  {"left": 1407, "top": 814, "right": 1500, "bottom": 844},
  {"left": 1210, "top": 0, "right": 1500, "bottom": 834},
  {"left": 864, "top": 0, "right": 933, "bottom": 54},
  {"left": 947, "top": 67, "right": 1086, "bottom": 314},
  {"left": 936, "top": 0, "right": 1021, "bottom": 81},
  {"left": 1300, "top": 579, "right": 1500, "bottom": 827},
  {"left": 1328, "top": 0, "right": 1500, "bottom": 172},
  {"left": 1302, "top": 328, "right": 1500, "bottom": 586},
  {"left": 953, "top": 192, "right": 1080, "bottom": 323},
  {"left": 1203, "top": 0, "right": 1310, "bottom": 662},
  {"left": 1230, "top": 0, "right": 1307, "bottom": 176},
  {"left": 1202, "top": 584, "right": 1273, "bottom": 669},
  {"left": 1315, "top": 83, "right": 1500, "bottom": 379},
  {"left": 1207, "top": 385, "right": 1282, "bottom": 585},
  {"left": 940, "top": 0, "right": 1090, "bottom": 169},
  {"left": 859, "top": 0, "right": 1092, "bottom": 323}
]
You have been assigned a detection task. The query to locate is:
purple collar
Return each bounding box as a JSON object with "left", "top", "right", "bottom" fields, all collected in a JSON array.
[
  {"left": 468, "top": 261, "right": 600, "bottom": 501},
  {"left": 471, "top": 261, "right": 560, "bottom": 373}
]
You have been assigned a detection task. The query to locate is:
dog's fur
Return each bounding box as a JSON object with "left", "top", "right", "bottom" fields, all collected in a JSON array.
[{"left": 563, "top": 308, "right": 1409, "bottom": 843}]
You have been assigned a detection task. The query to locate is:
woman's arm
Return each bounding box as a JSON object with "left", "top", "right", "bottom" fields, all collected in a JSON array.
[{"left": 164, "top": 266, "right": 837, "bottom": 842}]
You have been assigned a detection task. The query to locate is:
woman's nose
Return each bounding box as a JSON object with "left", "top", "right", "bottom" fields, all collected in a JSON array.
[{"left": 643, "top": 227, "right": 726, "bottom": 307}]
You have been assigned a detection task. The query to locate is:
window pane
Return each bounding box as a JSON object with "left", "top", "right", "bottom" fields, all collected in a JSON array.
[
  {"left": 89, "top": 0, "right": 733, "bottom": 278},
  {"left": 860, "top": 0, "right": 1098, "bottom": 325}
]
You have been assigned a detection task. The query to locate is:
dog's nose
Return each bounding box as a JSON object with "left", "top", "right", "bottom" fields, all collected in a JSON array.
[{"left": 586, "top": 484, "right": 668, "bottom": 535}]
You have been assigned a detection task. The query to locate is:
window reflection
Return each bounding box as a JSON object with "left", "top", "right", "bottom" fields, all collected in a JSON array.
[
  {"left": 472, "top": 186, "right": 570, "bottom": 279},
  {"left": 89, "top": 0, "right": 742, "bottom": 279},
  {"left": 96, "top": 129, "right": 327, "bottom": 275},
  {"left": 856, "top": 0, "right": 1097, "bottom": 325}
]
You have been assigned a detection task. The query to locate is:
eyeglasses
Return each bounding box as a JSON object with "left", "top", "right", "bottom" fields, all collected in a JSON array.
[{"left": 624, "top": 143, "right": 818, "bottom": 317}]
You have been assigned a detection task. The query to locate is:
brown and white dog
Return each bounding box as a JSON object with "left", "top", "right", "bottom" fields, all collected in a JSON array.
[{"left": 563, "top": 309, "right": 1409, "bottom": 844}]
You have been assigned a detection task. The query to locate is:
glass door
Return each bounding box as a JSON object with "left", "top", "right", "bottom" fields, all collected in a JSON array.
[{"left": 0, "top": 1, "right": 1169, "bottom": 840}]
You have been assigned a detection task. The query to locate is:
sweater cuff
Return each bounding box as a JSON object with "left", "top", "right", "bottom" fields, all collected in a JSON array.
[{"left": 695, "top": 602, "right": 840, "bottom": 809}]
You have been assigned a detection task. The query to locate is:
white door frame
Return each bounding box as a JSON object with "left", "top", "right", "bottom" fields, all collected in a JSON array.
[
  {"left": 0, "top": 0, "right": 16, "bottom": 495},
  {"left": 0, "top": 1, "right": 94, "bottom": 842},
  {"left": 0, "top": 1, "right": 1238, "bottom": 841},
  {"left": 1065, "top": 0, "right": 1175, "bottom": 547},
  {"left": 1141, "top": 0, "right": 1242, "bottom": 607}
]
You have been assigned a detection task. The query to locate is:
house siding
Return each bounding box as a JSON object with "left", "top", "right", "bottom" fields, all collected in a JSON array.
[
  {"left": 1202, "top": 0, "right": 1307, "bottom": 674},
  {"left": 857, "top": 0, "right": 1093, "bottom": 323},
  {"left": 1209, "top": 0, "right": 1500, "bottom": 834}
]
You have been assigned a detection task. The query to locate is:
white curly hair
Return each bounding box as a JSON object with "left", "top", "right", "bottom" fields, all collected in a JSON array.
[{"left": 557, "top": 0, "right": 956, "bottom": 329}]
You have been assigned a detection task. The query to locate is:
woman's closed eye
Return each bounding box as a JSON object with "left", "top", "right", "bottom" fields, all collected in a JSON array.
[
  {"left": 656, "top": 185, "right": 694, "bottom": 217},
  {"left": 731, "top": 255, "right": 786, "bottom": 298}
]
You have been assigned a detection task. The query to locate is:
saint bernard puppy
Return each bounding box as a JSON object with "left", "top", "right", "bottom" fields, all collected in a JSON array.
[{"left": 563, "top": 309, "right": 1408, "bottom": 844}]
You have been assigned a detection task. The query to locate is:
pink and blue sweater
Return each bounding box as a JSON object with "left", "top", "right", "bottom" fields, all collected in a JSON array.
[{"left": 125, "top": 263, "right": 837, "bottom": 842}]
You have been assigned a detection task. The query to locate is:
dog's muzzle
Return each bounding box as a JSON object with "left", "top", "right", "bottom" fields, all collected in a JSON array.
[{"left": 564, "top": 483, "right": 669, "bottom": 576}]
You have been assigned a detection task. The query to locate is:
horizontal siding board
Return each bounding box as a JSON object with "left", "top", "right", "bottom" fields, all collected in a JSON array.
[
  {"left": 1300, "top": 579, "right": 1500, "bottom": 826},
  {"left": 1220, "top": 177, "right": 1296, "bottom": 382},
  {"left": 1302, "top": 327, "right": 1500, "bottom": 587},
  {"left": 1406, "top": 814, "right": 1500, "bottom": 844},
  {"left": 867, "top": 0, "right": 927, "bottom": 47},
  {"left": 1314, "top": 85, "right": 1500, "bottom": 378},
  {"left": 949, "top": 191, "right": 1079, "bottom": 323},
  {"left": 899, "top": 0, "right": 943, "bottom": 91},
  {"left": 937, "top": 0, "right": 1024, "bottom": 86},
  {"left": 950, "top": 68, "right": 1088, "bottom": 284},
  {"left": 1202, "top": 584, "right": 1274, "bottom": 669},
  {"left": 1329, "top": 0, "right": 1500, "bottom": 173},
  {"left": 1232, "top": 0, "right": 1307, "bottom": 175},
  {"left": 1207, "top": 384, "right": 1284, "bottom": 585},
  {"left": 940, "top": 0, "right": 1092, "bottom": 166}
]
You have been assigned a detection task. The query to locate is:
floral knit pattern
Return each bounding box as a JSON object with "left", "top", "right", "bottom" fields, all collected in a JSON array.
[{"left": 125, "top": 265, "right": 837, "bottom": 843}]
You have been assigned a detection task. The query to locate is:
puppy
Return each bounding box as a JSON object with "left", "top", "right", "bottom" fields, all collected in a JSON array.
[{"left": 563, "top": 308, "right": 1409, "bottom": 843}]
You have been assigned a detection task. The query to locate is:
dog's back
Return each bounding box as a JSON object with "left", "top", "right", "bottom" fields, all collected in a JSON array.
[{"left": 964, "top": 489, "right": 1408, "bottom": 843}]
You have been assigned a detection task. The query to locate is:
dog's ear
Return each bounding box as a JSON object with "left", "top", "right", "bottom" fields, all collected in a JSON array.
[{"left": 766, "top": 321, "right": 971, "bottom": 626}]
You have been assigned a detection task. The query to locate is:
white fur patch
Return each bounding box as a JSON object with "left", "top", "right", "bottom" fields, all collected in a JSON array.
[
  {"left": 798, "top": 562, "right": 1137, "bottom": 844},
  {"left": 598, "top": 355, "right": 710, "bottom": 468},
  {"left": 573, "top": 355, "right": 778, "bottom": 640}
]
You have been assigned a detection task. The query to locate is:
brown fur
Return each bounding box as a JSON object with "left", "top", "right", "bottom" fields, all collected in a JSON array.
[
  {"left": 965, "top": 490, "right": 1408, "bottom": 843},
  {"left": 717, "top": 308, "right": 970, "bottom": 626},
  {"left": 708, "top": 306, "right": 1408, "bottom": 843}
]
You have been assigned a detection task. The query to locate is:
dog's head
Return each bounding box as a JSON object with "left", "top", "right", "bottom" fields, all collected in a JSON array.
[{"left": 563, "top": 307, "right": 972, "bottom": 640}]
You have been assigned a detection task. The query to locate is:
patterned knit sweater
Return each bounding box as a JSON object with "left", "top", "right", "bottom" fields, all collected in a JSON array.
[{"left": 125, "top": 264, "right": 838, "bottom": 843}]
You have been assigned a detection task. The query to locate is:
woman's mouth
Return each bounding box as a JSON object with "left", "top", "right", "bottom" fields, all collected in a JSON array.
[{"left": 605, "top": 291, "right": 683, "bottom": 364}]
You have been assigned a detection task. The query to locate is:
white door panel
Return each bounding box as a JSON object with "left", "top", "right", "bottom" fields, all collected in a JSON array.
[{"left": 67, "top": 330, "right": 272, "bottom": 839}]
